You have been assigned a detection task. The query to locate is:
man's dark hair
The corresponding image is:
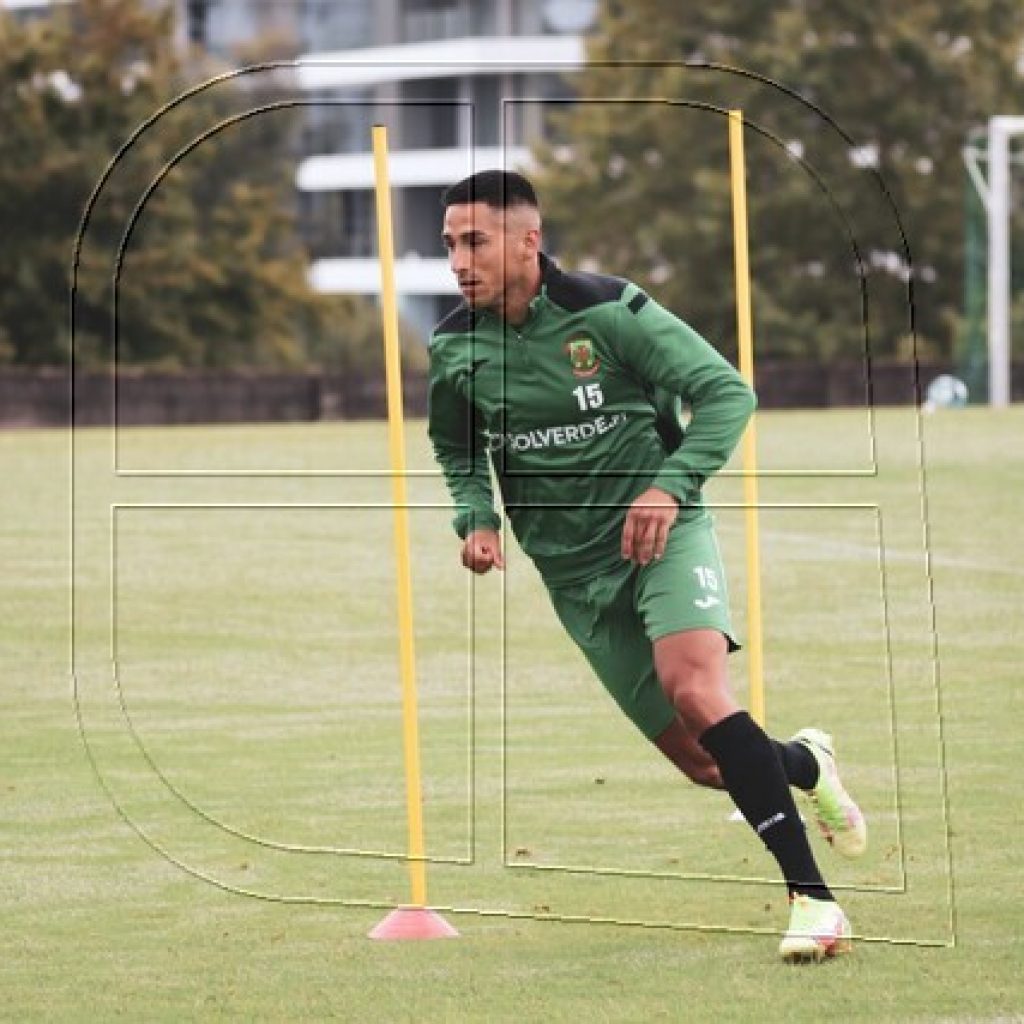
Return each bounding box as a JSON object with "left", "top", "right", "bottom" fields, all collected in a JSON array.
[{"left": 442, "top": 170, "right": 539, "bottom": 211}]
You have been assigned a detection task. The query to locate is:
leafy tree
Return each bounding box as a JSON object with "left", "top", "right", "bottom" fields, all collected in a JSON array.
[
  {"left": 0, "top": 0, "right": 399, "bottom": 372},
  {"left": 534, "top": 0, "right": 1023, "bottom": 363}
]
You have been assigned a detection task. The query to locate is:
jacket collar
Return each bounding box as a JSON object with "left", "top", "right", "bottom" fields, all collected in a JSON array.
[{"left": 538, "top": 251, "right": 560, "bottom": 292}]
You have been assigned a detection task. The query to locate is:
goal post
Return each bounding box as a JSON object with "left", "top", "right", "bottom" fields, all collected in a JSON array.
[{"left": 963, "top": 115, "right": 1024, "bottom": 407}]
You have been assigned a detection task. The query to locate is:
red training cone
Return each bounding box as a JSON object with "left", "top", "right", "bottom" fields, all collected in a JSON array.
[{"left": 368, "top": 906, "right": 459, "bottom": 941}]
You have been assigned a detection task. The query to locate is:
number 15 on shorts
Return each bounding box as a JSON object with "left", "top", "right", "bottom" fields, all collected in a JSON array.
[{"left": 693, "top": 566, "right": 721, "bottom": 609}]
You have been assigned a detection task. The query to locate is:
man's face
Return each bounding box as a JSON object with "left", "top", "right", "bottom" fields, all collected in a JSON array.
[{"left": 442, "top": 201, "right": 538, "bottom": 310}]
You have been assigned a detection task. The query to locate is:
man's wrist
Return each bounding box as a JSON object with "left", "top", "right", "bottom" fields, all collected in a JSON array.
[
  {"left": 454, "top": 509, "right": 502, "bottom": 539},
  {"left": 650, "top": 473, "right": 698, "bottom": 508},
  {"left": 654, "top": 486, "right": 681, "bottom": 508}
]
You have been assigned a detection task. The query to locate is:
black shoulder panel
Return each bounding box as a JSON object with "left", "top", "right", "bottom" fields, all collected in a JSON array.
[
  {"left": 545, "top": 266, "right": 628, "bottom": 313},
  {"left": 432, "top": 302, "right": 477, "bottom": 339}
]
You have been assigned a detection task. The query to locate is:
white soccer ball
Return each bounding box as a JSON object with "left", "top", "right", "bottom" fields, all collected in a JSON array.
[{"left": 923, "top": 374, "right": 968, "bottom": 413}]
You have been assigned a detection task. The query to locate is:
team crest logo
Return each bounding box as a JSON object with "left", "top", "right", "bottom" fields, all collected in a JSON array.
[{"left": 566, "top": 335, "right": 600, "bottom": 378}]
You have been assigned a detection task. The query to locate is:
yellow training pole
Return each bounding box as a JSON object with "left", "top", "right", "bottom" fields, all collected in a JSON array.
[
  {"left": 371, "top": 124, "right": 428, "bottom": 909},
  {"left": 728, "top": 110, "right": 766, "bottom": 727}
]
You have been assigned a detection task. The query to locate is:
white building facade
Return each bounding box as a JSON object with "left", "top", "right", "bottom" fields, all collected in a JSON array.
[{"left": 294, "top": 0, "right": 593, "bottom": 336}]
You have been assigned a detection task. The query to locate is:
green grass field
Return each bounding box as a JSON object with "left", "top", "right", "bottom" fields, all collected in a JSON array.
[{"left": 2, "top": 407, "right": 1022, "bottom": 1022}]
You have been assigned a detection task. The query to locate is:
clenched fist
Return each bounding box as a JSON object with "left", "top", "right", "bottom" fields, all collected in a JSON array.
[{"left": 461, "top": 529, "right": 505, "bottom": 574}]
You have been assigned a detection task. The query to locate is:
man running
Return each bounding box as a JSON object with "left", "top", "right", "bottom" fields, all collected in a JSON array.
[{"left": 427, "top": 169, "right": 866, "bottom": 962}]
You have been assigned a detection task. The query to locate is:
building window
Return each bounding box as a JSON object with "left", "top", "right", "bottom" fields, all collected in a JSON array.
[
  {"left": 303, "top": 93, "right": 375, "bottom": 156},
  {"left": 339, "top": 191, "right": 373, "bottom": 257},
  {"left": 301, "top": 191, "right": 373, "bottom": 259},
  {"left": 401, "top": 0, "right": 479, "bottom": 43},
  {"left": 187, "top": 0, "right": 212, "bottom": 45},
  {"left": 300, "top": 0, "right": 374, "bottom": 51},
  {"left": 402, "top": 186, "right": 450, "bottom": 258},
  {"left": 470, "top": 76, "right": 500, "bottom": 148},
  {"left": 540, "top": 0, "right": 597, "bottom": 34},
  {"left": 402, "top": 77, "right": 461, "bottom": 150}
]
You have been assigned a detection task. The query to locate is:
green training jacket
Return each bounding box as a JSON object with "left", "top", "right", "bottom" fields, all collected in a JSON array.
[{"left": 428, "top": 253, "right": 756, "bottom": 586}]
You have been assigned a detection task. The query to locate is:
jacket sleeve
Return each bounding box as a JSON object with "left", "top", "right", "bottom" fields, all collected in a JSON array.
[
  {"left": 614, "top": 286, "right": 757, "bottom": 505},
  {"left": 427, "top": 354, "right": 502, "bottom": 539}
]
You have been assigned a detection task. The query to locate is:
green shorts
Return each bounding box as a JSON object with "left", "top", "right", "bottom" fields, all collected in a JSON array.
[{"left": 545, "top": 513, "right": 738, "bottom": 741}]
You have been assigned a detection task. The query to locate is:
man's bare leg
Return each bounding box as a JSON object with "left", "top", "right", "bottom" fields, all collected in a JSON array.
[{"left": 652, "top": 717, "right": 723, "bottom": 789}]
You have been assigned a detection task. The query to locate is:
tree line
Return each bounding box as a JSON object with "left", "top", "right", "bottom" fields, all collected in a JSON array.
[
  {"left": 0, "top": 0, "right": 419, "bottom": 374},
  {"left": 534, "top": 0, "right": 1023, "bottom": 366},
  {"left": 2, "top": 0, "right": 1021, "bottom": 371}
]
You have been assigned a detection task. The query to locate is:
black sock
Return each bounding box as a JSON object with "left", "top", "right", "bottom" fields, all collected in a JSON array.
[
  {"left": 772, "top": 738, "right": 819, "bottom": 792},
  {"left": 700, "top": 711, "right": 833, "bottom": 901}
]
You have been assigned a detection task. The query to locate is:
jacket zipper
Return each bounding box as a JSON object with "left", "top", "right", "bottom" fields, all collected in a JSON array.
[{"left": 510, "top": 294, "right": 543, "bottom": 369}]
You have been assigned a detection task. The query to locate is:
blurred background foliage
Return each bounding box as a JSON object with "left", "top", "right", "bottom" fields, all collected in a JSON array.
[
  {"left": 1, "top": 0, "right": 1021, "bottom": 370},
  {"left": 0, "top": 0, "right": 423, "bottom": 373},
  {"left": 534, "top": 0, "right": 1023, "bottom": 364}
]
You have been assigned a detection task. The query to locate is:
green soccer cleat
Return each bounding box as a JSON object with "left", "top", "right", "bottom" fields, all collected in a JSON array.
[
  {"left": 779, "top": 894, "right": 853, "bottom": 963},
  {"left": 792, "top": 728, "right": 867, "bottom": 858}
]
